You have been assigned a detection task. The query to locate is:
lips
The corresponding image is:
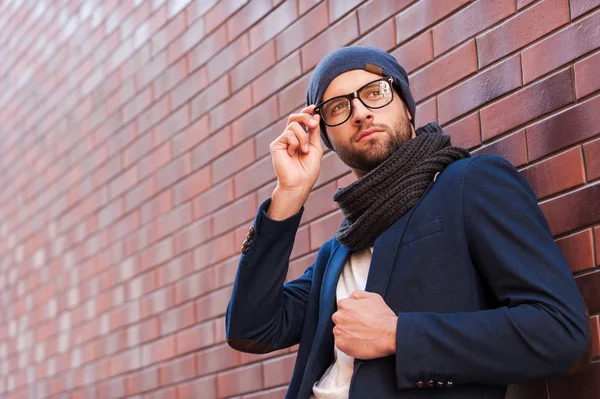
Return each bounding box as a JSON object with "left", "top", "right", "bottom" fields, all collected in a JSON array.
[{"left": 356, "top": 128, "right": 384, "bottom": 142}]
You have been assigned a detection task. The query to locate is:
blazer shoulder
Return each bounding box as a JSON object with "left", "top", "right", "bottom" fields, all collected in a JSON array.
[{"left": 443, "top": 154, "right": 514, "bottom": 180}]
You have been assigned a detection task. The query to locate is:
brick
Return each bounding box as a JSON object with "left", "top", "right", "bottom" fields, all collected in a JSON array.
[
  {"left": 574, "top": 50, "right": 600, "bottom": 99},
  {"left": 168, "top": 18, "right": 206, "bottom": 64},
  {"left": 205, "top": 0, "right": 248, "bottom": 34},
  {"left": 433, "top": 0, "right": 515, "bottom": 57},
  {"left": 395, "top": 0, "right": 471, "bottom": 45},
  {"left": 212, "top": 192, "right": 258, "bottom": 235},
  {"left": 409, "top": 40, "right": 477, "bottom": 103},
  {"left": 192, "top": 179, "right": 235, "bottom": 219},
  {"left": 314, "top": 151, "right": 351, "bottom": 188},
  {"left": 177, "top": 375, "right": 217, "bottom": 399},
  {"left": 189, "top": 25, "right": 228, "bottom": 71},
  {"left": 191, "top": 127, "right": 232, "bottom": 171},
  {"left": 212, "top": 139, "right": 256, "bottom": 182},
  {"left": 299, "top": 0, "right": 323, "bottom": 14},
  {"left": 556, "top": 229, "right": 596, "bottom": 273},
  {"left": 300, "top": 12, "right": 359, "bottom": 72},
  {"left": 520, "top": 147, "right": 585, "bottom": 199},
  {"left": 231, "top": 42, "right": 276, "bottom": 93},
  {"left": 517, "top": 0, "right": 538, "bottom": 8},
  {"left": 160, "top": 301, "right": 196, "bottom": 335},
  {"left": 195, "top": 286, "right": 233, "bottom": 322},
  {"left": 438, "top": 54, "right": 522, "bottom": 125},
  {"left": 170, "top": 67, "right": 208, "bottom": 110},
  {"left": 303, "top": 181, "right": 338, "bottom": 223},
  {"left": 171, "top": 164, "right": 211, "bottom": 206},
  {"left": 357, "top": 0, "right": 413, "bottom": 34},
  {"left": 329, "top": 0, "right": 362, "bottom": 22},
  {"left": 415, "top": 97, "right": 437, "bottom": 129},
  {"left": 275, "top": 1, "right": 328, "bottom": 60},
  {"left": 191, "top": 75, "right": 229, "bottom": 121},
  {"left": 390, "top": 31, "right": 433, "bottom": 74},
  {"left": 473, "top": 130, "right": 527, "bottom": 168},
  {"left": 159, "top": 354, "right": 196, "bottom": 386},
  {"left": 571, "top": 0, "right": 600, "bottom": 19},
  {"left": 521, "top": 10, "right": 600, "bottom": 84},
  {"left": 278, "top": 74, "right": 310, "bottom": 118},
  {"left": 253, "top": 51, "right": 302, "bottom": 104},
  {"left": 197, "top": 345, "right": 239, "bottom": 375},
  {"left": 481, "top": 67, "right": 574, "bottom": 141},
  {"left": 290, "top": 225, "right": 311, "bottom": 259},
  {"left": 476, "top": 0, "right": 570, "bottom": 68},
  {"left": 210, "top": 86, "right": 253, "bottom": 132},
  {"left": 577, "top": 271, "right": 600, "bottom": 313},
  {"left": 231, "top": 96, "right": 279, "bottom": 145},
  {"left": 206, "top": 33, "right": 250, "bottom": 82},
  {"left": 354, "top": 18, "right": 395, "bottom": 51},
  {"left": 309, "top": 210, "right": 343, "bottom": 250},
  {"left": 233, "top": 155, "right": 275, "bottom": 198},
  {"left": 526, "top": 95, "right": 600, "bottom": 161},
  {"left": 263, "top": 353, "right": 297, "bottom": 388},
  {"left": 288, "top": 253, "right": 317, "bottom": 282},
  {"left": 548, "top": 358, "right": 600, "bottom": 398},
  {"left": 250, "top": 0, "right": 297, "bottom": 51},
  {"left": 442, "top": 111, "right": 481, "bottom": 150},
  {"left": 596, "top": 226, "right": 600, "bottom": 266},
  {"left": 590, "top": 315, "right": 600, "bottom": 357},
  {"left": 584, "top": 137, "right": 600, "bottom": 181},
  {"left": 226, "top": 0, "right": 273, "bottom": 39},
  {"left": 217, "top": 363, "right": 263, "bottom": 397},
  {"left": 540, "top": 183, "right": 600, "bottom": 236}
]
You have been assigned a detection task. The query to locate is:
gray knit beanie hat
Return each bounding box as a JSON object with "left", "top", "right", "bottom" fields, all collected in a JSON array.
[{"left": 306, "top": 46, "right": 416, "bottom": 151}]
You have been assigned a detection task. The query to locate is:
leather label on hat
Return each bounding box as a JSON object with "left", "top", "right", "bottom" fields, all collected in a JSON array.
[{"left": 365, "top": 62, "right": 383, "bottom": 75}]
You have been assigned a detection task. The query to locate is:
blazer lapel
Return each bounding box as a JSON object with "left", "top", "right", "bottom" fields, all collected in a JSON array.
[
  {"left": 299, "top": 242, "right": 349, "bottom": 395},
  {"left": 365, "top": 208, "right": 414, "bottom": 297}
]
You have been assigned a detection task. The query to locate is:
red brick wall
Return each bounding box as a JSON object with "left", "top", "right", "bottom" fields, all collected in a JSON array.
[{"left": 0, "top": 0, "right": 598, "bottom": 398}]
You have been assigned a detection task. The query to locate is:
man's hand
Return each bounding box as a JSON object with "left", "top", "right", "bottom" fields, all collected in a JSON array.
[{"left": 332, "top": 290, "right": 398, "bottom": 359}]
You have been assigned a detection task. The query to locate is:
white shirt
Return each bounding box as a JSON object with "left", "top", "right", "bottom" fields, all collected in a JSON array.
[{"left": 311, "top": 246, "right": 374, "bottom": 399}]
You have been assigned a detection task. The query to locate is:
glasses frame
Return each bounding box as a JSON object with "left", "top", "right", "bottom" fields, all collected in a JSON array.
[{"left": 313, "top": 76, "right": 396, "bottom": 127}]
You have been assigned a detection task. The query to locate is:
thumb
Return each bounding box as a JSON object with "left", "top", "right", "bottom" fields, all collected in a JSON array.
[
  {"left": 350, "top": 290, "right": 371, "bottom": 299},
  {"left": 308, "top": 113, "right": 323, "bottom": 151}
]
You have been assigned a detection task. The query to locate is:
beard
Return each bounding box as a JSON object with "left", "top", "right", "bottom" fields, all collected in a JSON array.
[{"left": 332, "top": 115, "right": 413, "bottom": 175}]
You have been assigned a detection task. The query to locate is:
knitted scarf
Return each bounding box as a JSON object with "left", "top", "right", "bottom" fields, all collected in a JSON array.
[{"left": 334, "top": 122, "right": 470, "bottom": 251}]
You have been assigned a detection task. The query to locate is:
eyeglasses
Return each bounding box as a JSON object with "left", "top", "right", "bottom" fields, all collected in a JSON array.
[{"left": 313, "top": 76, "right": 395, "bottom": 127}]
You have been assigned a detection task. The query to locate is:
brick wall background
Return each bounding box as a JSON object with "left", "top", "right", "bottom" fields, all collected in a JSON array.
[{"left": 0, "top": 0, "right": 598, "bottom": 398}]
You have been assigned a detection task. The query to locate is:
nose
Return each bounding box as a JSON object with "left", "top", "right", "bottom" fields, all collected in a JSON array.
[{"left": 350, "top": 98, "right": 374, "bottom": 126}]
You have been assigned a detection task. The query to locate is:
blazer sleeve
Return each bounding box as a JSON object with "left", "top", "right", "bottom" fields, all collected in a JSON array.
[
  {"left": 394, "top": 155, "right": 589, "bottom": 389},
  {"left": 225, "top": 198, "right": 325, "bottom": 354}
]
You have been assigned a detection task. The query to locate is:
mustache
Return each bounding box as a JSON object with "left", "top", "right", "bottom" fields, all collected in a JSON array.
[{"left": 352, "top": 123, "right": 390, "bottom": 142}]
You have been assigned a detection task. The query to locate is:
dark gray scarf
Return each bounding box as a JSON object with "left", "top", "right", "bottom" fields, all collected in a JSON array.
[{"left": 334, "top": 122, "right": 470, "bottom": 251}]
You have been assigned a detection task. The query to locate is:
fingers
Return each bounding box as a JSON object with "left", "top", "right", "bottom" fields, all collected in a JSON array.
[{"left": 284, "top": 122, "right": 310, "bottom": 155}]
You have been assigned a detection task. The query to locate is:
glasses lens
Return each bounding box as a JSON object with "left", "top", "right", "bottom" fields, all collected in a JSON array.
[
  {"left": 321, "top": 98, "right": 351, "bottom": 126},
  {"left": 359, "top": 80, "right": 393, "bottom": 108}
]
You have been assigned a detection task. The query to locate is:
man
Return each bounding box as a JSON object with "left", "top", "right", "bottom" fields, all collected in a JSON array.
[{"left": 225, "top": 46, "right": 589, "bottom": 399}]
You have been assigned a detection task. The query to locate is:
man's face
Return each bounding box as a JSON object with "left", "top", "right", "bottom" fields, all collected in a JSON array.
[{"left": 321, "top": 69, "right": 415, "bottom": 177}]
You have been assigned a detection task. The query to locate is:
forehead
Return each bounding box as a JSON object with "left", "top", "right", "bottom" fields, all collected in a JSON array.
[{"left": 322, "top": 69, "right": 383, "bottom": 102}]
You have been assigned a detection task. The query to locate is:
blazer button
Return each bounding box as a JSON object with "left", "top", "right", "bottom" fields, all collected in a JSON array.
[
  {"left": 246, "top": 232, "right": 254, "bottom": 240},
  {"left": 241, "top": 246, "right": 248, "bottom": 254},
  {"left": 415, "top": 381, "right": 424, "bottom": 388},
  {"left": 248, "top": 226, "right": 255, "bottom": 234},
  {"left": 427, "top": 380, "right": 435, "bottom": 388},
  {"left": 437, "top": 381, "right": 444, "bottom": 388},
  {"left": 446, "top": 381, "right": 454, "bottom": 388}
]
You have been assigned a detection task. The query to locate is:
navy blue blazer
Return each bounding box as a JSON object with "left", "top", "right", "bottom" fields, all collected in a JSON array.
[{"left": 226, "top": 155, "right": 588, "bottom": 398}]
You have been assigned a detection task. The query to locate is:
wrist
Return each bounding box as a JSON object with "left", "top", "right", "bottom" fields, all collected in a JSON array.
[
  {"left": 386, "top": 315, "right": 398, "bottom": 356},
  {"left": 267, "top": 186, "right": 310, "bottom": 220}
]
